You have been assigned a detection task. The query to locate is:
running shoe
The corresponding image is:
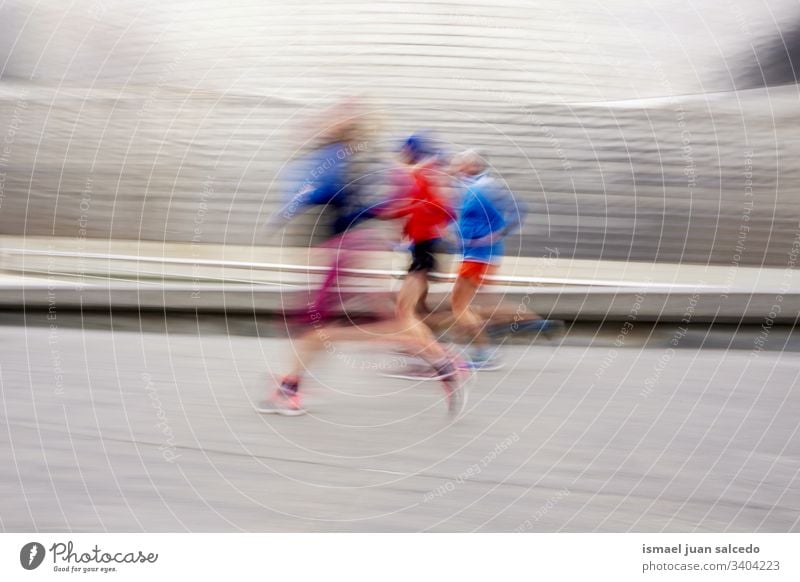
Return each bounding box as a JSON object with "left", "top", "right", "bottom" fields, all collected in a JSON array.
[
  {"left": 462, "top": 353, "right": 504, "bottom": 371},
  {"left": 516, "top": 319, "right": 565, "bottom": 335},
  {"left": 383, "top": 357, "right": 466, "bottom": 415},
  {"left": 387, "top": 347, "right": 426, "bottom": 360},
  {"left": 441, "top": 369, "right": 467, "bottom": 416},
  {"left": 381, "top": 361, "right": 451, "bottom": 381},
  {"left": 486, "top": 319, "right": 565, "bottom": 339},
  {"left": 254, "top": 388, "right": 306, "bottom": 416},
  {"left": 460, "top": 346, "right": 504, "bottom": 371}
]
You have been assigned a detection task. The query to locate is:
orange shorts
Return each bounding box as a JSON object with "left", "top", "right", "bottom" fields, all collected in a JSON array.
[{"left": 458, "top": 260, "right": 497, "bottom": 287}]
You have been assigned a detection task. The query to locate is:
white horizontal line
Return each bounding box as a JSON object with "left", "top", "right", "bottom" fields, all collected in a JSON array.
[{"left": 4, "top": 248, "right": 723, "bottom": 290}]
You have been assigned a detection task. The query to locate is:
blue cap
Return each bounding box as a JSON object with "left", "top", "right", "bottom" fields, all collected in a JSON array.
[{"left": 401, "top": 133, "right": 432, "bottom": 163}]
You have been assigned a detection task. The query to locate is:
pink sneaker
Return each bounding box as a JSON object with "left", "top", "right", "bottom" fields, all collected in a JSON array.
[{"left": 255, "top": 388, "right": 306, "bottom": 416}]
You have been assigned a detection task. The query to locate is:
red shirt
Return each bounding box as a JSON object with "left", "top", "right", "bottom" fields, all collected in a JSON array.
[{"left": 379, "top": 164, "right": 454, "bottom": 243}]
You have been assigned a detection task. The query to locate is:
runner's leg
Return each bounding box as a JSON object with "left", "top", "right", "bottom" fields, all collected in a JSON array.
[{"left": 450, "top": 273, "right": 486, "bottom": 348}]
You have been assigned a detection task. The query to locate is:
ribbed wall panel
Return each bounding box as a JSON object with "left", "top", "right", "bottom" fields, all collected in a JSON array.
[{"left": 0, "top": 0, "right": 798, "bottom": 265}]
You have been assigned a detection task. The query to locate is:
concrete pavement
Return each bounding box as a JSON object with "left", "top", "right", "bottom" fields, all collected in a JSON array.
[{"left": 1, "top": 320, "right": 798, "bottom": 532}]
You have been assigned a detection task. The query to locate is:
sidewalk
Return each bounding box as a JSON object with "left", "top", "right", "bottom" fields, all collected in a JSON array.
[{"left": 0, "top": 236, "right": 796, "bottom": 322}]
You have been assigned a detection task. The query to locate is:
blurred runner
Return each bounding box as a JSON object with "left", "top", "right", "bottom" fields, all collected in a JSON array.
[
  {"left": 447, "top": 149, "right": 529, "bottom": 370},
  {"left": 256, "top": 109, "right": 464, "bottom": 416},
  {"left": 374, "top": 134, "right": 458, "bottom": 379}
]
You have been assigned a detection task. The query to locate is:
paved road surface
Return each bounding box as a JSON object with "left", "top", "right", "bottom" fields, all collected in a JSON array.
[{"left": 1, "top": 321, "right": 799, "bottom": 532}]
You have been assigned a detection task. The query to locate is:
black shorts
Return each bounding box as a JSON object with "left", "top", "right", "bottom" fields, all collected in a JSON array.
[{"left": 408, "top": 239, "right": 440, "bottom": 273}]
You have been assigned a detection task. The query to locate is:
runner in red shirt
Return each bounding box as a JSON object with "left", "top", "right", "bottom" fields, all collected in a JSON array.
[
  {"left": 376, "top": 135, "right": 457, "bottom": 365},
  {"left": 379, "top": 136, "right": 453, "bottom": 306}
]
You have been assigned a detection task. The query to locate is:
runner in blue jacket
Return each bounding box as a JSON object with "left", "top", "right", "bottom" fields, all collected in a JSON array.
[{"left": 450, "top": 150, "right": 527, "bottom": 369}]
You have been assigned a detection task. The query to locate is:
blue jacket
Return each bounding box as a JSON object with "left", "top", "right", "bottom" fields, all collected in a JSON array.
[
  {"left": 456, "top": 173, "right": 527, "bottom": 263},
  {"left": 274, "top": 141, "right": 372, "bottom": 235}
]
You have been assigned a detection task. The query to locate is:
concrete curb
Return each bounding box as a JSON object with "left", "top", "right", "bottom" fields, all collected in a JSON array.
[{"left": 3, "top": 280, "right": 795, "bottom": 323}]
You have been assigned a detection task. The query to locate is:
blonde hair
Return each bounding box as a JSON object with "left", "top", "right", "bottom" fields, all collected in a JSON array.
[{"left": 452, "top": 149, "right": 486, "bottom": 174}]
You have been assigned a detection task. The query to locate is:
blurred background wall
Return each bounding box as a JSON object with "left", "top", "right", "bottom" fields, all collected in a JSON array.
[{"left": 0, "top": 0, "right": 798, "bottom": 265}]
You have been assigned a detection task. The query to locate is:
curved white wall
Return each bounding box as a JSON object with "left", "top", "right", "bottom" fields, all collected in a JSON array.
[{"left": 1, "top": 0, "right": 798, "bottom": 264}]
